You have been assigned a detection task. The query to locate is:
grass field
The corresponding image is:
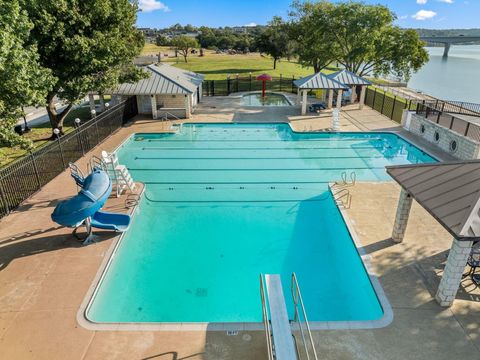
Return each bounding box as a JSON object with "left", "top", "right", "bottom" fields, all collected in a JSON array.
[
  {"left": 164, "top": 53, "right": 314, "bottom": 80},
  {"left": 0, "top": 106, "right": 93, "bottom": 168}
]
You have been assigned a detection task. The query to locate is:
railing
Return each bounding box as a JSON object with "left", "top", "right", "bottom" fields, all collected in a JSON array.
[
  {"left": 291, "top": 273, "right": 319, "bottom": 360},
  {"left": 0, "top": 96, "right": 138, "bottom": 219},
  {"left": 161, "top": 111, "right": 181, "bottom": 121},
  {"left": 331, "top": 188, "right": 352, "bottom": 209},
  {"left": 415, "top": 102, "right": 480, "bottom": 142},
  {"left": 260, "top": 274, "right": 275, "bottom": 360},
  {"left": 203, "top": 75, "right": 298, "bottom": 96}
]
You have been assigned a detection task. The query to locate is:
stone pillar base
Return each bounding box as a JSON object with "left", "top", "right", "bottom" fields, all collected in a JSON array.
[
  {"left": 435, "top": 238, "right": 473, "bottom": 307},
  {"left": 392, "top": 189, "right": 413, "bottom": 243}
]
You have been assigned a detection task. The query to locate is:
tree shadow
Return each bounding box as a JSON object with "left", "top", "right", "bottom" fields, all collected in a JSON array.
[{"left": 197, "top": 68, "right": 269, "bottom": 75}]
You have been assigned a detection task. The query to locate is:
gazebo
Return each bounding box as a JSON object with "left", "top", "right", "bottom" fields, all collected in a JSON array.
[
  {"left": 386, "top": 160, "right": 480, "bottom": 307},
  {"left": 327, "top": 70, "right": 371, "bottom": 109},
  {"left": 293, "top": 73, "right": 349, "bottom": 115}
]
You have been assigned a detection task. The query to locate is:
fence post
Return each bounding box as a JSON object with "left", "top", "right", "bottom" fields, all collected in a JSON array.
[
  {"left": 372, "top": 88, "right": 377, "bottom": 107},
  {"left": 391, "top": 96, "right": 396, "bottom": 119},
  {"left": 212, "top": 81, "right": 215, "bottom": 96},
  {"left": 249, "top": 75, "right": 252, "bottom": 91},
  {"left": 450, "top": 116, "right": 455, "bottom": 129},
  {"left": 0, "top": 178, "right": 9, "bottom": 215},
  {"left": 279, "top": 74, "right": 282, "bottom": 92},
  {"left": 292, "top": 76, "right": 295, "bottom": 94},
  {"left": 54, "top": 130, "right": 66, "bottom": 169},
  {"left": 380, "top": 91, "right": 386, "bottom": 114},
  {"left": 75, "top": 119, "right": 85, "bottom": 156},
  {"left": 227, "top": 77, "right": 231, "bottom": 95},
  {"left": 30, "top": 151, "right": 41, "bottom": 189},
  {"left": 465, "top": 122, "right": 471, "bottom": 137}
]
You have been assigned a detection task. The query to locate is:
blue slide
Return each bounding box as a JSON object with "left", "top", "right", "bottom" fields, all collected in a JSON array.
[{"left": 52, "top": 168, "right": 131, "bottom": 240}]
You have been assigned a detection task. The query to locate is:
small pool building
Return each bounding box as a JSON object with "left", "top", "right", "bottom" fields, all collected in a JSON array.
[{"left": 110, "top": 64, "right": 204, "bottom": 120}]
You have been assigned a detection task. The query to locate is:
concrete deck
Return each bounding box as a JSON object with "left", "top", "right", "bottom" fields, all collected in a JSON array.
[{"left": 0, "top": 97, "right": 478, "bottom": 359}]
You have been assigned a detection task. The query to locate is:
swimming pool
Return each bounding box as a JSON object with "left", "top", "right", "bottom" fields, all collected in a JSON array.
[
  {"left": 241, "top": 93, "right": 292, "bottom": 106},
  {"left": 86, "top": 124, "right": 435, "bottom": 324}
]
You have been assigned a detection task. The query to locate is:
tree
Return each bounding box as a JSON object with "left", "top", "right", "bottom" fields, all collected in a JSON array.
[
  {"left": 171, "top": 36, "right": 199, "bottom": 63},
  {"left": 23, "top": 0, "right": 145, "bottom": 136},
  {"left": 289, "top": 1, "right": 336, "bottom": 72},
  {"left": 0, "top": 0, "right": 51, "bottom": 148},
  {"left": 289, "top": 1, "right": 428, "bottom": 79},
  {"left": 155, "top": 34, "right": 170, "bottom": 47},
  {"left": 255, "top": 17, "right": 289, "bottom": 69}
]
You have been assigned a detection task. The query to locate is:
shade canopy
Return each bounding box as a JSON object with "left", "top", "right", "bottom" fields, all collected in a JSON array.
[
  {"left": 256, "top": 74, "right": 272, "bottom": 81},
  {"left": 294, "top": 72, "right": 348, "bottom": 90},
  {"left": 386, "top": 160, "right": 480, "bottom": 240},
  {"left": 327, "top": 70, "right": 372, "bottom": 86}
]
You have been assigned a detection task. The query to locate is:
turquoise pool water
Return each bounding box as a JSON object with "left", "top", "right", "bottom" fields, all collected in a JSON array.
[
  {"left": 242, "top": 93, "right": 292, "bottom": 106},
  {"left": 87, "top": 123, "right": 435, "bottom": 323}
]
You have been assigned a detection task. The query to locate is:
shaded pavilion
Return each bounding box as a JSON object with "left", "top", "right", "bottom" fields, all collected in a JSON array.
[
  {"left": 386, "top": 160, "right": 480, "bottom": 307},
  {"left": 327, "top": 70, "right": 371, "bottom": 109},
  {"left": 293, "top": 73, "right": 349, "bottom": 115}
]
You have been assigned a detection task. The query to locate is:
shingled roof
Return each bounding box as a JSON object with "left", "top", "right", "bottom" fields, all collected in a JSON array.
[
  {"left": 386, "top": 160, "right": 480, "bottom": 240},
  {"left": 113, "top": 64, "right": 204, "bottom": 96},
  {"left": 327, "top": 70, "right": 371, "bottom": 86},
  {"left": 293, "top": 72, "right": 349, "bottom": 90}
]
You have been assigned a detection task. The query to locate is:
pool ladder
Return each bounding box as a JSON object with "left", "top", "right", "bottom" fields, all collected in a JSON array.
[
  {"left": 260, "top": 273, "right": 319, "bottom": 360},
  {"left": 331, "top": 171, "right": 356, "bottom": 209}
]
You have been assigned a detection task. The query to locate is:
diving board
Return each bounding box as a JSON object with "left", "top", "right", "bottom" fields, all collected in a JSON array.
[{"left": 265, "top": 274, "right": 297, "bottom": 360}]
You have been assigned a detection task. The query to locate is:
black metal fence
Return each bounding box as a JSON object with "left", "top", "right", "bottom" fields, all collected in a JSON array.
[
  {"left": 203, "top": 75, "right": 298, "bottom": 96},
  {"left": 364, "top": 87, "right": 419, "bottom": 123},
  {"left": 0, "top": 96, "right": 138, "bottom": 218},
  {"left": 416, "top": 102, "right": 480, "bottom": 142}
]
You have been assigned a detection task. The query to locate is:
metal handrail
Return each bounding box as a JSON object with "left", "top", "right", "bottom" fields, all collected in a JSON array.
[
  {"left": 332, "top": 187, "right": 351, "bottom": 208},
  {"left": 291, "top": 273, "right": 319, "bottom": 360},
  {"left": 260, "top": 274, "right": 274, "bottom": 360},
  {"left": 161, "top": 111, "right": 181, "bottom": 121}
]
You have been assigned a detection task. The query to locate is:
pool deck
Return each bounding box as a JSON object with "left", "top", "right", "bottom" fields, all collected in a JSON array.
[{"left": 0, "top": 98, "right": 478, "bottom": 359}]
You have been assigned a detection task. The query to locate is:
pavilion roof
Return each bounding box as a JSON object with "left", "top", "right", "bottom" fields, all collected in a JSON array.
[
  {"left": 386, "top": 160, "right": 480, "bottom": 240},
  {"left": 293, "top": 72, "right": 349, "bottom": 90},
  {"left": 327, "top": 70, "right": 371, "bottom": 86}
]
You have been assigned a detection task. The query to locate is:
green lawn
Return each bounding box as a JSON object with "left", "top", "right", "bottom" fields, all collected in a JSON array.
[
  {"left": 0, "top": 106, "right": 93, "bottom": 168},
  {"left": 164, "top": 53, "right": 315, "bottom": 80}
]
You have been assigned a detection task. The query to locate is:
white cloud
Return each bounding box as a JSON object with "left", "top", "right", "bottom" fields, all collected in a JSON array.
[
  {"left": 398, "top": 15, "right": 409, "bottom": 20},
  {"left": 138, "top": 0, "right": 170, "bottom": 13},
  {"left": 417, "top": 0, "right": 428, "bottom": 4},
  {"left": 438, "top": 0, "right": 454, "bottom": 3},
  {"left": 412, "top": 10, "right": 437, "bottom": 20},
  {"left": 244, "top": 22, "right": 257, "bottom": 27}
]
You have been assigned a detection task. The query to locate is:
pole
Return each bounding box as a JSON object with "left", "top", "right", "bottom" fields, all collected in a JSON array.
[
  {"left": 391, "top": 96, "right": 396, "bottom": 120},
  {"left": 280, "top": 74, "right": 282, "bottom": 92},
  {"left": 262, "top": 81, "right": 266, "bottom": 97},
  {"left": 0, "top": 177, "right": 9, "bottom": 215},
  {"left": 54, "top": 129, "right": 66, "bottom": 169},
  {"left": 30, "top": 151, "right": 41, "bottom": 188}
]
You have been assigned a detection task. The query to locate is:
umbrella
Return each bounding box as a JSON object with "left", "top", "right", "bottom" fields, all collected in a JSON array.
[{"left": 256, "top": 74, "right": 272, "bottom": 98}]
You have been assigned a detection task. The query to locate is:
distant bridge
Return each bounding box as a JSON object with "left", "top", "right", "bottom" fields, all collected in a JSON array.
[{"left": 420, "top": 36, "right": 480, "bottom": 57}]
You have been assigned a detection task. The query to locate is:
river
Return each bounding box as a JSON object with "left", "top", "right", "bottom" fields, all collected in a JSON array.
[{"left": 407, "top": 45, "right": 480, "bottom": 104}]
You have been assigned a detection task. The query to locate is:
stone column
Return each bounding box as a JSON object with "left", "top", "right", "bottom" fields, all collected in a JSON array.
[
  {"left": 392, "top": 189, "right": 413, "bottom": 243},
  {"left": 435, "top": 239, "right": 473, "bottom": 307},
  {"left": 336, "top": 90, "right": 343, "bottom": 109},
  {"left": 327, "top": 90, "right": 334, "bottom": 109},
  {"left": 359, "top": 86, "right": 366, "bottom": 110},
  {"left": 351, "top": 86, "right": 357, "bottom": 103},
  {"left": 301, "top": 90, "right": 307, "bottom": 115},
  {"left": 150, "top": 95, "right": 157, "bottom": 119},
  {"left": 88, "top": 93, "right": 95, "bottom": 112}
]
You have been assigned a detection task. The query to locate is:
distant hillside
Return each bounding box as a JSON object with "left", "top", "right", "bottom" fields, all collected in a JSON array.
[{"left": 413, "top": 28, "right": 480, "bottom": 37}]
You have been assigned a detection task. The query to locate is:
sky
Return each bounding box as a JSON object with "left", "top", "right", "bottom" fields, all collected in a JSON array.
[{"left": 136, "top": 0, "right": 480, "bottom": 29}]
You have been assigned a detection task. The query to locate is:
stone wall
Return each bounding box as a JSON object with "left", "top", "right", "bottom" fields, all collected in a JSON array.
[{"left": 406, "top": 112, "right": 480, "bottom": 160}]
